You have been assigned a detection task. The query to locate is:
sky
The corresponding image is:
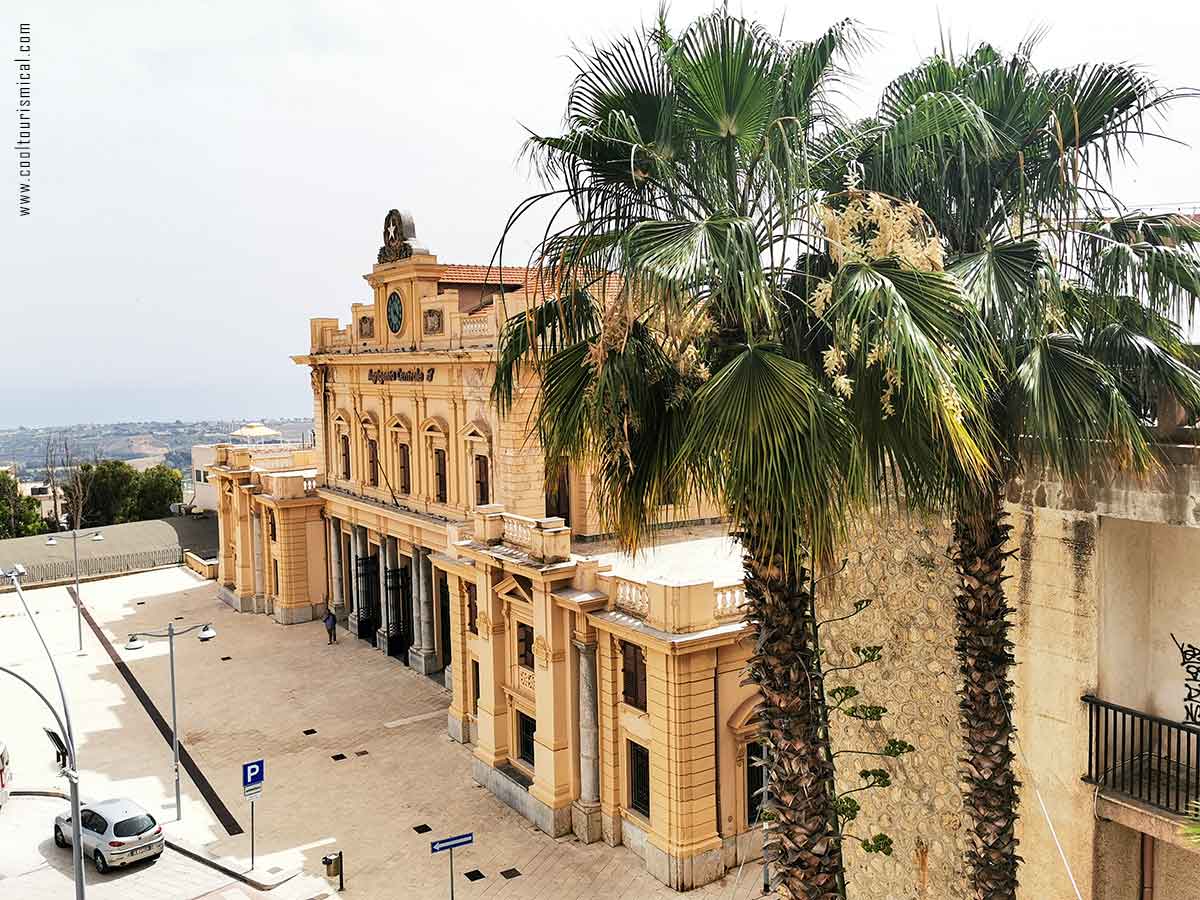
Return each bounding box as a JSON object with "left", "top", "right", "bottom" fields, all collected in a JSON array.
[{"left": 3, "top": 0, "right": 1199, "bottom": 428}]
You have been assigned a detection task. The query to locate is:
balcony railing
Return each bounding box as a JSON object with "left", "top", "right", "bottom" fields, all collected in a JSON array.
[{"left": 1082, "top": 694, "right": 1200, "bottom": 817}]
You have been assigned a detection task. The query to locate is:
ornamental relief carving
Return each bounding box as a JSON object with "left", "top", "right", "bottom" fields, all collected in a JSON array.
[
  {"left": 532, "top": 635, "right": 551, "bottom": 669},
  {"left": 476, "top": 610, "right": 491, "bottom": 639},
  {"left": 423, "top": 308, "right": 444, "bottom": 335}
]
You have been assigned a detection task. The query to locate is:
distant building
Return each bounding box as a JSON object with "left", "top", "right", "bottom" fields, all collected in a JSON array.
[{"left": 18, "top": 480, "right": 63, "bottom": 522}]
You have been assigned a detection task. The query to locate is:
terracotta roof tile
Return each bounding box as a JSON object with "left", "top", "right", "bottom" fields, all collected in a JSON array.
[{"left": 439, "top": 264, "right": 535, "bottom": 286}]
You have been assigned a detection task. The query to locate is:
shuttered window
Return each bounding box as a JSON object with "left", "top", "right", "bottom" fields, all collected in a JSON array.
[
  {"left": 474, "top": 455, "right": 490, "bottom": 505},
  {"left": 621, "top": 641, "right": 647, "bottom": 710},
  {"left": 628, "top": 741, "right": 650, "bottom": 818},
  {"left": 398, "top": 443, "right": 411, "bottom": 493},
  {"left": 518, "top": 712, "right": 536, "bottom": 765},
  {"left": 367, "top": 439, "right": 379, "bottom": 487},
  {"left": 517, "top": 623, "right": 534, "bottom": 670},
  {"left": 434, "top": 449, "right": 448, "bottom": 503}
]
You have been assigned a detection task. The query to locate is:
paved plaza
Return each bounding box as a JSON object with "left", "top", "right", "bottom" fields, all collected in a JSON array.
[{"left": 1, "top": 567, "right": 765, "bottom": 899}]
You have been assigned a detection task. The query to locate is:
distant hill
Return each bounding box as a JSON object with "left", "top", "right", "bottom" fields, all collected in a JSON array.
[{"left": 0, "top": 418, "right": 314, "bottom": 477}]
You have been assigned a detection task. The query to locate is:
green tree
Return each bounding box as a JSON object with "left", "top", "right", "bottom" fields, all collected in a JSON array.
[
  {"left": 134, "top": 465, "right": 183, "bottom": 520},
  {"left": 490, "top": 12, "right": 995, "bottom": 896},
  {"left": 0, "top": 471, "right": 46, "bottom": 539},
  {"left": 841, "top": 41, "right": 1200, "bottom": 899},
  {"left": 82, "top": 460, "right": 140, "bottom": 526}
]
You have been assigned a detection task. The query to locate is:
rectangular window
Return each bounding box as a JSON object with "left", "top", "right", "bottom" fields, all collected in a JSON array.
[
  {"left": 629, "top": 740, "right": 650, "bottom": 818},
  {"left": 517, "top": 622, "right": 534, "bottom": 670},
  {"left": 471, "top": 659, "right": 481, "bottom": 717},
  {"left": 467, "top": 583, "right": 478, "bottom": 635},
  {"left": 517, "top": 711, "right": 536, "bottom": 765},
  {"left": 194, "top": 469, "right": 203, "bottom": 482},
  {"left": 746, "top": 740, "right": 765, "bottom": 826},
  {"left": 367, "top": 439, "right": 379, "bottom": 487},
  {"left": 340, "top": 434, "right": 351, "bottom": 480},
  {"left": 474, "top": 454, "right": 490, "bottom": 505},
  {"left": 434, "top": 449, "right": 447, "bottom": 503},
  {"left": 621, "top": 641, "right": 647, "bottom": 711},
  {"left": 398, "top": 443, "right": 411, "bottom": 493}
]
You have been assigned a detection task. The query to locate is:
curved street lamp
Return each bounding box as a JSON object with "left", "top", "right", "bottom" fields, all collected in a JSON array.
[
  {"left": 124, "top": 621, "right": 216, "bottom": 819},
  {"left": 2, "top": 565, "right": 85, "bottom": 900}
]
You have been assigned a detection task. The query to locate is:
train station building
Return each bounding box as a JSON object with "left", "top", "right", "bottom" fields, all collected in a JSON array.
[{"left": 208, "top": 210, "right": 764, "bottom": 890}]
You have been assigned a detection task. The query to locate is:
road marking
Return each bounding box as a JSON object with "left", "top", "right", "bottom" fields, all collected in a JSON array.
[{"left": 383, "top": 709, "right": 445, "bottom": 728}]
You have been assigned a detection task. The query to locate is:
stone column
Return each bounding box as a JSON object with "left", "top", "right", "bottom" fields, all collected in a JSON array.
[
  {"left": 409, "top": 547, "right": 435, "bottom": 672},
  {"left": 329, "top": 517, "right": 344, "bottom": 614},
  {"left": 377, "top": 536, "right": 389, "bottom": 650},
  {"left": 349, "top": 525, "right": 364, "bottom": 630},
  {"left": 217, "top": 489, "right": 234, "bottom": 588},
  {"left": 421, "top": 551, "right": 436, "bottom": 655},
  {"left": 251, "top": 508, "right": 265, "bottom": 611},
  {"left": 572, "top": 639, "right": 602, "bottom": 843},
  {"left": 385, "top": 537, "right": 399, "bottom": 654}
]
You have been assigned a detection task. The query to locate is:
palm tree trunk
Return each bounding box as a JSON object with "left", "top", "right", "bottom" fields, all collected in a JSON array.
[
  {"left": 744, "top": 543, "right": 845, "bottom": 900},
  {"left": 952, "top": 481, "right": 1020, "bottom": 900}
]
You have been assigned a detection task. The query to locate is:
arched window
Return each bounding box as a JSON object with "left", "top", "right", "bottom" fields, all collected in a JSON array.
[
  {"left": 340, "top": 434, "right": 351, "bottom": 480},
  {"left": 398, "top": 443, "right": 411, "bottom": 493},
  {"left": 367, "top": 438, "right": 379, "bottom": 487}
]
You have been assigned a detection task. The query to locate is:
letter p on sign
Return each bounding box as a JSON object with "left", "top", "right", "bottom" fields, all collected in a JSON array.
[{"left": 243, "top": 759, "right": 264, "bottom": 798}]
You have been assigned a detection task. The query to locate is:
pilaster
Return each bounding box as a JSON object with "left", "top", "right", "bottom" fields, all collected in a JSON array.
[
  {"left": 529, "top": 582, "right": 573, "bottom": 835},
  {"left": 473, "top": 563, "right": 509, "bottom": 767},
  {"left": 597, "top": 632, "right": 624, "bottom": 847}
]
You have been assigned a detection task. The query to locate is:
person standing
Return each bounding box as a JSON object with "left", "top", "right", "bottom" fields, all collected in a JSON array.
[{"left": 323, "top": 609, "right": 337, "bottom": 644}]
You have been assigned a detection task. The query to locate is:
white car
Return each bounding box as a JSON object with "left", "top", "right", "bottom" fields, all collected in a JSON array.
[{"left": 54, "top": 798, "right": 165, "bottom": 872}]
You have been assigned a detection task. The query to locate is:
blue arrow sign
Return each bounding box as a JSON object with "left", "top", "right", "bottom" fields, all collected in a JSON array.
[{"left": 431, "top": 832, "right": 473, "bottom": 854}]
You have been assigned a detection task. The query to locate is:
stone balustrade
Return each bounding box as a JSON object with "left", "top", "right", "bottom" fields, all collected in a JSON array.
[
  {"left": 598, "top": 572, "right": 749, "bottom": 634},
  {"left": 473, "top": 503, "right": 571, "bottom": 564},
  {"left": 713, "top": 582, "right": 746, "bottom": 621}
]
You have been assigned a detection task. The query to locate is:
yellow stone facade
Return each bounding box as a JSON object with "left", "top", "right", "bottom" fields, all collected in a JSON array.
[{"left": 206, "top": 212, "right": 759, "bottom": 891}]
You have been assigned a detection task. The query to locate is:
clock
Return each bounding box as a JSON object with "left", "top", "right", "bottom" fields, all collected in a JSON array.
[{"left": 386, "top": 291, "right": 404, "bottom": 334}]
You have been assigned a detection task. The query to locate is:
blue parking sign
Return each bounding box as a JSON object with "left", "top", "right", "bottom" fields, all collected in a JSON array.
[{"left": 242, "top": 759, "right": 264, "bottom": 797}]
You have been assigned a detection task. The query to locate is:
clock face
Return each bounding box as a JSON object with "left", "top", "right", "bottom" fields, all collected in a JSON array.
[{"left": 386, "top": 291, "right": 404, "bottom": 334}]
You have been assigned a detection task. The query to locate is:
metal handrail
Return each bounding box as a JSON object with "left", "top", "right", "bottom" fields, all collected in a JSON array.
[
  {"left": 1081, "top": 694, "right": 1200, "bottom": 817},
  {"left": 1081, "top": 694, "right": 1200, "bottom": 734}
]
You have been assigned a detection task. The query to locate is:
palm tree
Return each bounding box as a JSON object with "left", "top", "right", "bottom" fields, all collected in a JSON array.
[
  {"left": 840, "top": 40, "right": 1200, "bottom": 899},
  {"left": 490, "top": 12, "right": 996, "bottom": 897}
]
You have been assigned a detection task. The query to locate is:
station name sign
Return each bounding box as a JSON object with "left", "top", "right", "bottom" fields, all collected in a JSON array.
[{"left": 368, "top": 367, "right": 436, "bottom": 385}]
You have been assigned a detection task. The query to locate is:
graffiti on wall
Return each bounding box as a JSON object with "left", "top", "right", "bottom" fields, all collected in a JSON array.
[{"left": 1170, "top": 633, "right": 1200, "bottom": 725}]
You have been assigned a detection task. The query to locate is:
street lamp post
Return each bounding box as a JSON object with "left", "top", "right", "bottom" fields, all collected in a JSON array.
[
  {"left": 45, "top": 529, "right": 103, "bottom": 653},
  {"left": 124, "top": 621, "right": 216, "bottom": 819},
  {"left": 3, "top": 565, "right": 85, "bottom": 900}
]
